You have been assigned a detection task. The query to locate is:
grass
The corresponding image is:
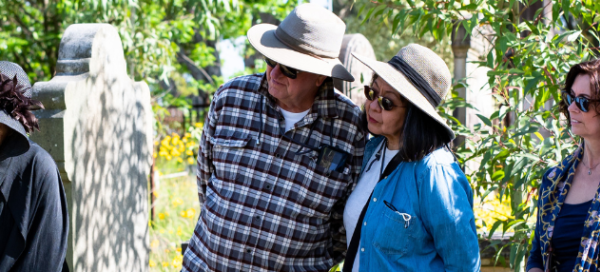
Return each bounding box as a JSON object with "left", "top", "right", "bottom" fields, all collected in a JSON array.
[{"left": 149, "top": 172, "right": 199, "bottom": 271}]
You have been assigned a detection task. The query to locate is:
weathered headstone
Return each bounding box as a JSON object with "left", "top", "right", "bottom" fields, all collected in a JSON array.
[
  {"left": 334, "top": 33, "right": 375, "bottom": 107},
  {"left": 31, "top": 23, "right": 153, "bottom": 272}
]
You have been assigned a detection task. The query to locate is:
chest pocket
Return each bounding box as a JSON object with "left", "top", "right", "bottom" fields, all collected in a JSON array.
[
  {"left": 211, "top": 130, "right": 252, "bottom": 185},
  {"left": 372, "top": 203, "right": 429, "bottom": 257},
  {"left": 293, "top": 150, "right": 351, "bottom": 218}
]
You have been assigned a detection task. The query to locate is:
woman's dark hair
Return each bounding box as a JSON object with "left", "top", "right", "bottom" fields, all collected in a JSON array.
[
  {"left": 560, "top": 59, "right": 600, "bottom": 127},
  {"left": 362, "top": 74, "right": 453, "bottom": 161},
  {"left": 0, "top": 73, "right": 43, "bottom": 133}
]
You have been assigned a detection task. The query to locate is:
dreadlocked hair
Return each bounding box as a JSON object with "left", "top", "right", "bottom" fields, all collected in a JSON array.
[{"left": 0, "top": 73, "right": 44, "bottom": 133}]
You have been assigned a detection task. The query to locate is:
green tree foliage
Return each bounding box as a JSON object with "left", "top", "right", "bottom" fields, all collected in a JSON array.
[
  {"left": 0, "top": 0, "right": 292, "bottom": 136},
  {"left": 0, "top": 0, "right": 226, "bottom": 81},
  {"left": 359, "top": 0, "right": 600, "bottom": 270}
]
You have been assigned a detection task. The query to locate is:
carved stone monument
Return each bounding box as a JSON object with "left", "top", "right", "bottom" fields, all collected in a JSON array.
[
  {"left": 334, "top": 33, "right": 375, "bottom": 106},
  {"left": 31, "top": 24, "right": 152, "bottom": 272}
]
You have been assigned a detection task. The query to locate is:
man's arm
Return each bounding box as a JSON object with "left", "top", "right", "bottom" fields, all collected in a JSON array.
[
  {"left": 329, "top": 130, "right": 366, "bottom": 262},
  {"left": 196, "top": 92, "right": 220, "bottom": 206}
]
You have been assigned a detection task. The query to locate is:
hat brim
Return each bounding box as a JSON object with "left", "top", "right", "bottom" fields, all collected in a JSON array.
[
  {"left": 247, "top": 24, "right": 354, "bottom": 82},
  {"left": 0, "top": 110, "right": 27, "bottom": 138},
  {"left": 352, "top": 52, "right": 455, "bottom": 139}
]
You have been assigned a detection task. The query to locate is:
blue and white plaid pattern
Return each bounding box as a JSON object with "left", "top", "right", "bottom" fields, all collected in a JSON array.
[{"left": 182, "top": 73, "right": 365, "bottom": 272}]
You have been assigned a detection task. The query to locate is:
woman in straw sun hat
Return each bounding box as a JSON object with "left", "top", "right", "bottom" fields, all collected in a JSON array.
[
  {"left": 341, "top": 44, "right": 480, "bottom": 271},
  {"left": 0, "top": 61, "right": 69, "bottom": 272}
]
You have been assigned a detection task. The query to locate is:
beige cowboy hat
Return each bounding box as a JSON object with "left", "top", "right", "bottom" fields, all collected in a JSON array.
[
  {"left": 352, "top": 44, "right": 455, "bottom": 139},
  {"left": 247, "top": 3, "right": 354, "bottom": 82}
]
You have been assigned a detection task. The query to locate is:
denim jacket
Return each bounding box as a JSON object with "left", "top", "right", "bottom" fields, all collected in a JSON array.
[{"left": 356, "top": 136, "right": 481, "bottom": 271}]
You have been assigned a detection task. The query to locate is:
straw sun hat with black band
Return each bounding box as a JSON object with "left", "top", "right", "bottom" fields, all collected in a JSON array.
[
  {"left": 247, "top": 3, "right": 354, "bottom": 82},
  {"left": 352, "top": 43, "right": 455, "bottom": 139}
]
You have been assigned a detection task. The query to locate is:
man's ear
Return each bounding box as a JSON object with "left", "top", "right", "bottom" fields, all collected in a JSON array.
[{"left": 315, "top": 75, "right": 327, "bottom": 87}]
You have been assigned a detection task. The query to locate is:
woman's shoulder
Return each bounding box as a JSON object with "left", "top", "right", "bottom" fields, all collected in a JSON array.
[
  {"left": 18, "top": 140, "right": 60, "bottom": 178},
  {"left": 540, "top": 151, "right": 578, "bottom": 188},
  {"left": 416, "top": 147, "right": 457, "bottom": 169}
]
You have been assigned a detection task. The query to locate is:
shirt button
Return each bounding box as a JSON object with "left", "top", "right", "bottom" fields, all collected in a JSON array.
[
  {"left": 363, "top": 222, "right": 367, "bottom": 226},
  {"left": 265, "top": 184, "right": 271, "bottom": 190},
  {"left": 361, "top": 248, "right": 365, "bottom": 252},
  {"left": 275, "top": 153, "right": 281, "bottom": 158},
  {"left": 246, "top": 249, "right": 252, "bottom": 253},
  {"left": 255, "top": 215, "right": 261, "bottom": 220},
  {"left": 373, "top": 198, "right": 377, "bottom": 202}
]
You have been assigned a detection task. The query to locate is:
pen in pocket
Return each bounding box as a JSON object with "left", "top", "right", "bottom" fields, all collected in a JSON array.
[{"left": 384, "top": 200, "right": 412, "bottom": 228}]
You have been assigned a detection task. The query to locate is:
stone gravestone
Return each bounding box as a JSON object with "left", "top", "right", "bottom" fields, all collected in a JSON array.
[
  {"left": 334, "top": 33, "right": 375, "bottom": 107},
  {"left": 30, "top": 24, "right": 153, "bottom": 272}
]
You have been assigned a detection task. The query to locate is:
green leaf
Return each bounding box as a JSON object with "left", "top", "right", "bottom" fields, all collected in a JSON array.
[
  {"left": 481, "top": 185, "right": 499, "bottom": 201},
  {"left": 498, "top": 36, "right": 508, "bottom": 55},
  {"left": 486, "top": 49, "right": 495, "bottom": 68},
  {"left": 361, "top": 7, "right": 375, "bottom": 24},
  {"left": 477, "top": 114, "right": 492, "bottom": 127},
  {"left": 489, "top": 220, "right": 504, "bottom": 237},
  {"left": 492, "top": 170, "right": 505, "bottom": 181},
  {"left": 562, "top": 0, "right": 570, "bottom": 16}
]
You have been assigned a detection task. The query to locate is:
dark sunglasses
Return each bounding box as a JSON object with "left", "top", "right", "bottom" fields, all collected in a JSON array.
[
  {"left": 265, "top": 58, "right": 299, "bottom": 79},
  {"left": 364, "top": 85, "right": 397, "bottom": 111},
  {"left": 562, "top": 91, "right": 600, "bottom": 112}
]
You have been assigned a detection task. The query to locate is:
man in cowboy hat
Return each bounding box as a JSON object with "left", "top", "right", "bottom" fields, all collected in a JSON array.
[{"left": 182, "top": 4, "right": 366, "bottom": 272}]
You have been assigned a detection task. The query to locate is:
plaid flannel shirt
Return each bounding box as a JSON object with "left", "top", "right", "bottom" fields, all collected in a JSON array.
[{"left": 182, "top": 73, "right": 365, "bottom": 272}]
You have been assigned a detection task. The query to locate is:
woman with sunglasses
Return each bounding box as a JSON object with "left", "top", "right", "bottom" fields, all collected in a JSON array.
[
  {"left": 341, "top": 44, "right": 480, "bottom": 271},
  {"left": 527, "top": 60, "right": 600, "bottom": 272}
]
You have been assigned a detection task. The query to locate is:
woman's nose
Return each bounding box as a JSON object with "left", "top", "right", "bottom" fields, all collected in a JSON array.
[
  {"left": 369, "top": 97, "right": 381, "bottom": 111},
  {"left": 567, "top": 99, "right": 579, "bottom": 113}
]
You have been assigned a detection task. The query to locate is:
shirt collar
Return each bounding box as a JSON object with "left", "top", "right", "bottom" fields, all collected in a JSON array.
[{"left": 258, "top": 73, "right": 340, "bottom": 121}]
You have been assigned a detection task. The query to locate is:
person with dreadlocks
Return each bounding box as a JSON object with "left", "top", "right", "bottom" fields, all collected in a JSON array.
[{"left": 0, "top": 62, "right": 69, "bottom": 272}]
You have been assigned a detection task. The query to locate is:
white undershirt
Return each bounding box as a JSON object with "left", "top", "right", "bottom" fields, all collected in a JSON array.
[
  {"left": 343, "top": 141, "right": 399, "bottom": 272},
  {"left": 279, "top": 108, "right": 310, "bottom": 132}
]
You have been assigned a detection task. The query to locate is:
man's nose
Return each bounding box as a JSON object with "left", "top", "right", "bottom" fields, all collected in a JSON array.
[{"left": 270, "top": 64, "right": 284, "bottom": 79}]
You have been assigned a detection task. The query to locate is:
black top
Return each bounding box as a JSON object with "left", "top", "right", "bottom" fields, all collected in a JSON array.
[
  {"left": 552, "top": 200, "right": 592, "bottom": 272},
  {"left": 0, "top": 131, "right": 69, "bottom": 272},
  {"left": 527, "top": 199, "right": 591, "bottom": 272}
]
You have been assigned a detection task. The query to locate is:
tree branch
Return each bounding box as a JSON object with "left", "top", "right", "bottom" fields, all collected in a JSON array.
[{"left": 176, "top": 51, "right": 215, "bottom": 85}]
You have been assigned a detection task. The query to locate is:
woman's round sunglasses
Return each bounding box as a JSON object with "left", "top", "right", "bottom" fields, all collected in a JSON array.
[
  {"left": 562, "top": 91, "right": 600, "bottom": 112},
  {"left": 364, "top": 85, "right": 397, "bottom": 111},
  {"left": 265, "top": 58, "right": 299, "bottom": 79}
]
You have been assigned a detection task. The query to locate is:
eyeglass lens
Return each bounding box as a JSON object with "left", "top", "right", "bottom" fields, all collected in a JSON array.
[
  {"left": 563, "top": 91, "right": 591, "bottom": 112},
  {"left": 364, "top": 85, "right": 395, "bottom": 111},
  {"left": 265, "top": 58, "right": 298, "bottom": 79}
]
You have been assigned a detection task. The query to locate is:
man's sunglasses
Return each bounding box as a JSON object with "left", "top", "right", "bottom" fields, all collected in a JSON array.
[
  {"left": 364, "top": 85, "right": 397, "bottom": 111},
  {"left": 562, "top": 91, "right": 600, "bottom": 112},
  {"left": 265, "top": 58, "right": 299, "bottom": 79}
]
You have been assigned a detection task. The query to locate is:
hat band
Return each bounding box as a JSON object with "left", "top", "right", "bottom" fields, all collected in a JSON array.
[
  {"left": 388, "top": 56, "right": 441, "bottom": 107},
  {"left": 274, "top": 27, "right": 338, "bottom": 59}
]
